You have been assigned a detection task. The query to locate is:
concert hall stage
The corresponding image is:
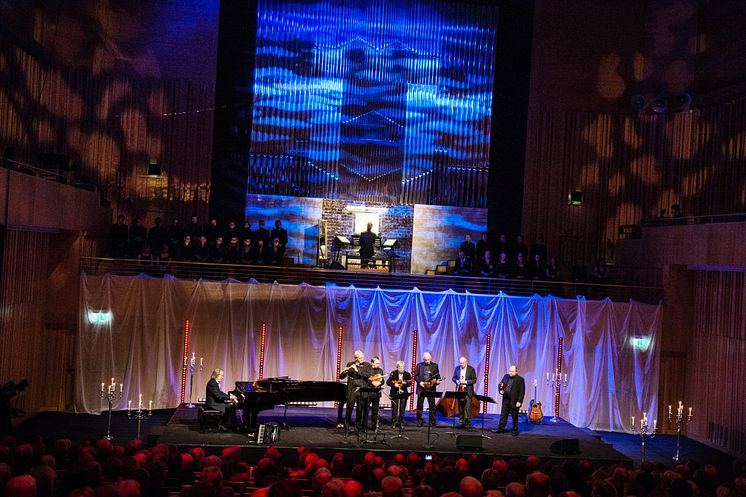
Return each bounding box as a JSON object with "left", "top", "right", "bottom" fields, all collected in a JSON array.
[{"left": 159, "top": 405, "right": 631, "bottom": 465}]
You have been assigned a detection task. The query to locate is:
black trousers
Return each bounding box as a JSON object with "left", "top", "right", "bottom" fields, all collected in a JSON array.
[
  {"left": 391, "top": 395, "right": 407, "bottom": 426},
  {"left": 459, "top": 389, "right": 474, "bottom": 423},
  {"left": 369, "top": 395, "right": 380, "bottom": 429},
  {"left": 416, "top": 392, "right": 436, "bottom": 423},
  {"left": 498, "top": 398, "right": 519, "bottom": 431}
]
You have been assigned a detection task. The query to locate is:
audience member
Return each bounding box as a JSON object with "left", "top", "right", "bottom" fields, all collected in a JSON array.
[
  {"left": 271, "top": 221, "right": 289, "bottom": 248},
  {"left": 460, "top": 234, "right": 476, "bottom": 263},
  {"left": 453, "top": 250, "right": 472, "bottom": 276}
]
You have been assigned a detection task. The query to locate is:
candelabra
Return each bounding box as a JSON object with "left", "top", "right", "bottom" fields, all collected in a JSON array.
[
  {"left": 631, "top": 412, "right": 657, "bottom": 465},
  {"left": 100, "top": 378, "right": 123, "bottom": 440},
  {"left": 128, "top": 394, "right": 153, "bottom": 441},
  {"left": 545, "top": 370, "right": 569, "bottom": 422},
  {"left": 667, "top": 401, "right": 693, "bottom": 462},
  {"left": 185, "top": 352, "right": 203, "bottom": 408}
]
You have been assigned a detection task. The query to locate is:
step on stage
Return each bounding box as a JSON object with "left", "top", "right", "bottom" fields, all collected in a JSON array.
[{"left": 160, "top": 405, "right": 631, "bottom": 465}]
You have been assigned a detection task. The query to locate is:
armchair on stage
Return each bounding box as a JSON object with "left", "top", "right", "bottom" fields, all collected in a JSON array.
[{"left": 341, "top": 236, "right": 399, "bottom": 272}]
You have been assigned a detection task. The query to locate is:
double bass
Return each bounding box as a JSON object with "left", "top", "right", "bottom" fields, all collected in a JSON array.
[{"left": 436, "top": 382, "right": 480, "bottom": 418}]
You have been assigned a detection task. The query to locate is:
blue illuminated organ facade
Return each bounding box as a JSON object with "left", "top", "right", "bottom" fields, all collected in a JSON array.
[{"left": 248, "top": 0, "right": 497, "bottom": 207}]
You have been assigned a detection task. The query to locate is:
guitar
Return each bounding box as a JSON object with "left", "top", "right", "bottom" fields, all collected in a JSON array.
[{"left": 528, "top": 379, "right": 543, "bottom": 424}]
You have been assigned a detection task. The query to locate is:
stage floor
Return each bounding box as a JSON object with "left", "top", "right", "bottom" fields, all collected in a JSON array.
[{"left": 160, "top": 405, "right": 631, "bottom": 464}]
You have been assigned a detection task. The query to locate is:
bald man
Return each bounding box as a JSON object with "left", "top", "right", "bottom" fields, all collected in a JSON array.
[
  {"left": 495, "top": 365, "right": 525, "bottom": 435},
  {"left": 414, "top": 352, "right": 441, "bottom": 427}
]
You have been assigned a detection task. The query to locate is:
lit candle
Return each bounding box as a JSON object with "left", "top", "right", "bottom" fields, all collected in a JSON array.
[
  {"left": 149, "top": 400, "right": 152, "bottom": 411},
  {"left": 546, "top": 372, "right": 549, "bottom": 380},
  {"left": 111, "top": 377, "right": 115, "bottom": 387},
  {"left": 653, "top": 419, "right": 657, "bottom": 430},
  {"left": 533, "top": 379, "right": 537, "bottom": 387},
  {"left": 668, "top": 405, "right": 672, "bottom": 416},
  {"left": 688, "top": 407, "right": 692, "bottom": 416},
  {"left": 101, "top": 382, "right": 105, "bottom": 392},
  {"left": 119, "top": 383, "right": 123, "bottom": 393},
  {"left": 564, "top": 374, "right": 567, "bottom": 382},
  {"left": 128, "top": 400, "right": 132, "bottom": 411},
  {"left": 139, "top": 393, "right": 142, "bottom": 408},
  {"left": 632, "top": 416, "right": 635, "bottom": 427}
]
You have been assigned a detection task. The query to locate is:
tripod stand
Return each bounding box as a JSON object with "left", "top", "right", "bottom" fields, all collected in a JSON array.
[
  {"left": 389, "top": 392, "right": 411, "bottom": 441},
  {"left": 475, "top": 395, "right": 496, "bottom": 439},
  {"left": 443, "top": 390, "right": 468, "bottom": 436},
  {"left": 420, "top": 390, "right": 442, "bottom": 449}
]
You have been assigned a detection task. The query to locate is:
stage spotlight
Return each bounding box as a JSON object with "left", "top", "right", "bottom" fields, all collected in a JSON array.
[{"left": 568, "top": 190, "right": 583, "bottom": 206}]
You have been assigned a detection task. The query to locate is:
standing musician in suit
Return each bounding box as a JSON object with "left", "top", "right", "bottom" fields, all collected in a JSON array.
[
  {"left": 339, "top": 350, "right": 372, "bottom": 432},
  {"left": 414, "top": 352, "right": 441, "bottom": 427},
  {"left": 451, "top": 356, "right": 477, "bottom": 429},
  {"left": 205, "top": 368, "right": 237, "bottom": 431},
  {"left": 359, "top": 222, "right": 377, "bottom": 268},
  {"left": 387, "top": 361, "right": 412, "bottom": 428},
  {"left": 368, "top": 356, "right": 385, "bottom": 431},
  {"left": 495, "top": 365, "right": 525, "bottom": 436}
]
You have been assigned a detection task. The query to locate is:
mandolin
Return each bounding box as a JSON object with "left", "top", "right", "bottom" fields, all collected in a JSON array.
[
  {"left": 528, "top": 379, "right": 543, "bottom": 424},
  {"left": 421, "top": 377, "right": 441, "bottom": 389}
]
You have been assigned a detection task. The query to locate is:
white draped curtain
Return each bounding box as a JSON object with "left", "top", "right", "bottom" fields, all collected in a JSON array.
[{"left": 77, "top": 274, "right": 661, "bottom": 432}]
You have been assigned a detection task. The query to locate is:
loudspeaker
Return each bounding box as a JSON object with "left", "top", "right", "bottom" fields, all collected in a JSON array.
[
  {"left": 328, "top": 261, "right": 346, "bottom": 270},
  {"left": 549, "top": 438, "right": 580, "bottom": 455},
  {"left": 456, "top": 434, "right": 483, "bottom": 451}
]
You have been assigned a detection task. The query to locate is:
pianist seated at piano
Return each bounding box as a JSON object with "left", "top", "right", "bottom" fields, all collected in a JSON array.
[{"left": 205, "top": 368, "right": 237, "bottom": 431}]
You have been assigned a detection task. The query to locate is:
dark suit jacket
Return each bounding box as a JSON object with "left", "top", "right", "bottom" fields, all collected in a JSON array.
[
  {"left": 452, "top": 365, "right": 477, "bottom": 394},
  {"left": 499, "top": 374, "right": 525, "bottom": 407},
  {"left": 386, "top": 370, "right": 412, "bottom": 397},
  {"left": 339, "top": 361, "right": 373, "bottom": 398},
  {"left": 414, "top": 361, "right": 440, "bottom": 393},
  {"left": 453, "top": 257, "right": 472, "bottom": 275},
  {"left": 359, "top": 230, "right": 377, "bottom": 259},
  {"left": 270, "top": 228, "right": 288, "bottom": 247},
  {"left": 205, "top": 378, "right": 230, "bottom": 413}
]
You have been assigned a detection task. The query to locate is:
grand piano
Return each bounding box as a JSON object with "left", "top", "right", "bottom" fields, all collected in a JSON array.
[{"left": 229, "top": 377, "right": 347, "bottom": 432}]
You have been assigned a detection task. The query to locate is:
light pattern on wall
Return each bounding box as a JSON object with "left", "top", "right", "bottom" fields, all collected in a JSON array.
[{"left": 248, "top": 0, "right": 497, "bottom": 207}]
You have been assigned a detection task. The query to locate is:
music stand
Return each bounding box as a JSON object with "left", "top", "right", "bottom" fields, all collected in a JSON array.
[
  {"left": 443, "top": 391, "right": 468, "bottom": 436},
  {"left": 389, "top": 392, "right": 411, "bottom": 440},
  {"left": 420, "top": 391, "right": 442, "bottom": 448},
  {"left": 475, "top": 394, "right": 496, "bottom": 439},
  {"left": 357, "top": 387, "right": 387, "bottom": 445}
]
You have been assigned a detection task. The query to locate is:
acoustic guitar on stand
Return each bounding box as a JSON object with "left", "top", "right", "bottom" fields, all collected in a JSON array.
[{"left": 528, "top": 379, "right": 543, "bottom": 424}]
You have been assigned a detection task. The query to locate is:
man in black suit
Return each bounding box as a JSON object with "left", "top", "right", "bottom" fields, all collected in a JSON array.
[
  {"left": 205, "top": 368, "right": 236, "bottom": 431},
  {"left": 339, "top": 350, "right": 372, "bottom": 432},
  {"left": 386, "top": 360, "right": 412, "bottom": 428},
  {"left": 270, "top": 220, "right": 289, "bottom": 247},
  {"left": 495, "top": 365, "right": 525, "bottom": 435},
  {"left": 359, "top": 222, "right": 377, "bottom": 268},
  {"left": 414, "top": 352, "right": 441, "bottom": 427},
  {"left": 451, "top": 356, "right": 477, "bottom": 429},
  {"left": 453, "top": 250, "right": 472, "bottom": 276},
  {"left": 459, "top": 233, "right": 476, "bottom": 262}
]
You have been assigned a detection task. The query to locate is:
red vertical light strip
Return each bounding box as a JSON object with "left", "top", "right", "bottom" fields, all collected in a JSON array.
[
  {"left": 409, "top": 329, "right": 417, "bottom": 411},
  {"left": 483, "top": 333, "right": 491, "bottom": 414},
  {"left": 555, "top": 336, "right": 563, "bottom": 418},
  {"left": 258, "top": 323, "right": 267, "bottom": 380},
  {"left": 180, "top": 320, "right": 190, "bottom": 405},
  {"left": 335, "top": 326, "right": 343, "bottom": 407}
]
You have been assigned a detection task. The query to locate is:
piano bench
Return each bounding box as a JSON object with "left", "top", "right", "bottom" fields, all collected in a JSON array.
[{"left": 198, "top": 407, "right": 223, "bottom": 432}]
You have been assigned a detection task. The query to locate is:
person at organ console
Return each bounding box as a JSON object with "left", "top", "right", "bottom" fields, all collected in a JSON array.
[
  {"left": 368, "top": 356, "right": 384, "bottom": 430},
  {"left": 451, "top": 356, "right": 477, "bottom": 429},
  {"left": 387, "top": 361, "right": 411, "bottom": 428},
  {"left": 339, "top": 350, "right": 372, "bottom": 432},
  {"left": 205, "top": 368, "right": 237, "bottom": 431},
  {"left": 415, "top": 352, "right": 441, "bottom": 427}
]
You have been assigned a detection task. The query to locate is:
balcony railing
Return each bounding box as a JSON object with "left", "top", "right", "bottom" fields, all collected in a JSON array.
[{"left": 80, "top": 257, "right": 662, "bottom": 304}]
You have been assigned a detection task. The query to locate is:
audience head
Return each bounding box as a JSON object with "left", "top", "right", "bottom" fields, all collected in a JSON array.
[
  {"left": 460, "top": 476, "right": 484, "bottom": 497},
  {"left": 5, "top": 475, "right": 37, "bottom": 497}
]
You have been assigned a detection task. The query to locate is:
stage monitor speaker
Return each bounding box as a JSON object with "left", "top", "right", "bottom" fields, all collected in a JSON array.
[
  {"left": 328, "top": 261, "right": 346, "bottom": 270},
  {"left": 549, "top": 438, "right": 580, "bottom": 455},
  {"left": 456, "top": 434, "right": 483, "bottom": 451}
]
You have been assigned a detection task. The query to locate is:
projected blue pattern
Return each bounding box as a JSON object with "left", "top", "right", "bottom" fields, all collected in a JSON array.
[{"left": 248, "top": 0, "right": 497, "bottom": 207}]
